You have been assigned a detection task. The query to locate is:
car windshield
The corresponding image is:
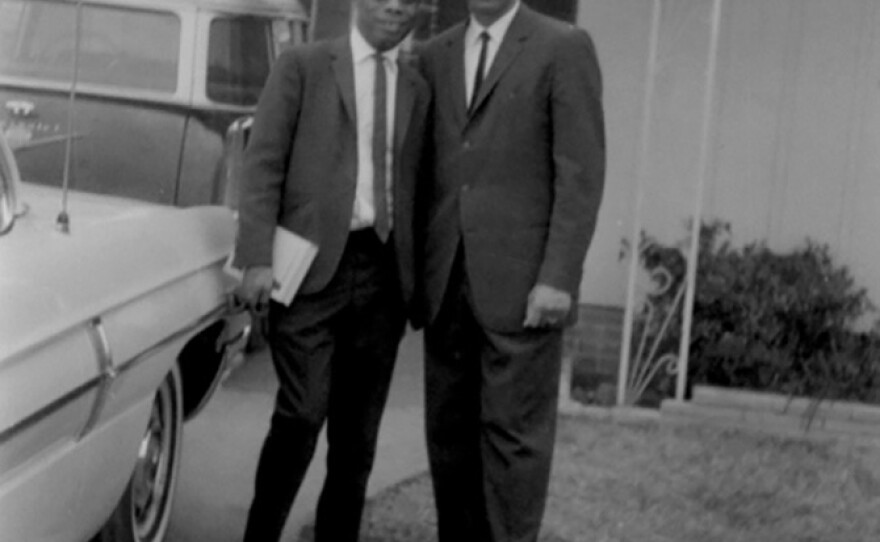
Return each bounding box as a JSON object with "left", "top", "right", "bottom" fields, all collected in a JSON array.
[{"left": 0, "top": 0, "right": 180, "bottom": 93}]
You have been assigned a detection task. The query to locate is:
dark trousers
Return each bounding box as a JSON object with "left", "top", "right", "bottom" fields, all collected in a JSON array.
[
  {"left": 424, "top": 251, "right": 563, "bottom": 542},
  {"left": 243, "top": 229, "right": 406, "bottom": 542}
]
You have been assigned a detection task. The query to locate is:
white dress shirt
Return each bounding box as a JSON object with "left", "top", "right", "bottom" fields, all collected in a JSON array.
[
  {"left": 350, "top": 26, "right": 399, "bottom": 231},
  {"left": 464, "top": 1, "right": 521, "bottom": 108}
]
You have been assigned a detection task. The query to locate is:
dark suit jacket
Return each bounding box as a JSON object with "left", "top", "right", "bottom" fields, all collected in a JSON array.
[
  {"left": 233, "top": 37, "right": 430, "bottom": 317},
  {"left": 419, "top": 5, "right": 606, "bottom": 332}
]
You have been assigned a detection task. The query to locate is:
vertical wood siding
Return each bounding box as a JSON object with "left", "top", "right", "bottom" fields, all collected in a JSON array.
[{"left": 579, "top": 0, "right": 880, "bottom": 317}]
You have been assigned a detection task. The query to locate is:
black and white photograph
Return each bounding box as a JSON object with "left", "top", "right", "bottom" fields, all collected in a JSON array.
[{"left": 2, "top": 1, "right": 880, "bottom": 541}]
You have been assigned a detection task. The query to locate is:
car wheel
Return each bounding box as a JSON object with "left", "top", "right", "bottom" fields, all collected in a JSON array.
[{"left": 98, "top": 365, "right": 183, "bottom": 542}]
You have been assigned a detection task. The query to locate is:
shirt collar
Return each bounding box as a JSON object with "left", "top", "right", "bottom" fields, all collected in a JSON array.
[
  {"left": 466, "top": 1, "right": 521, "bottom": 47},
  {"left": 350, "top": 26, "right": 401, "bottom": 65}
]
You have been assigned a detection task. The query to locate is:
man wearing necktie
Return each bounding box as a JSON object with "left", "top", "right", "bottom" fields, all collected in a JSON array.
[
  {"left": 418, "top": 0, "right": 606, "bottom": 540},
  {"left": 232, "top": 1, "right": 428, "bottom": 540}
]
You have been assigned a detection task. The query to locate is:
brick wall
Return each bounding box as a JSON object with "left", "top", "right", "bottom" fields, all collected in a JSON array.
[{"left": 564, "top": 304, "right": 624, "bottom": 378}]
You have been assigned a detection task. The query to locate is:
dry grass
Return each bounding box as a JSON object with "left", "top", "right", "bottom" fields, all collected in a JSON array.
[{"left": 358, "top": 416, "right": 880, "bottom": 542}]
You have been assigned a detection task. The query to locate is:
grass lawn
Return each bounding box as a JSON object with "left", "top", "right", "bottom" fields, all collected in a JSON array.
[{"left": 358, "top": 415, "right": 880, "bottom": 542}]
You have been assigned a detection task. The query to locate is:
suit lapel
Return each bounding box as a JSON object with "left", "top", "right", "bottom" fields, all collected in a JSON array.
[
  {"left": 392, "top": 62, "right": 419, "bottom": 213},
  {"left": 330, "top": 36, "right": 356, "bottom": 122},
  {"left": 444, "top": 24, "right": 468, "bottom": 131},
  {"left": 394, "top": 62, "right": 417, "bottom": 160},
  {"left": 469, "top": 6, "right": 535, "bottom": 118}
]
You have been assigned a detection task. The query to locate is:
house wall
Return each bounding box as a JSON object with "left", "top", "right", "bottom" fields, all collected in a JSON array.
[
  {"left": 312, "top": 0, "right": 579, "bottom": 40},
  {"left": 577, "top": 0, "right": 880, "bottom": 317}
]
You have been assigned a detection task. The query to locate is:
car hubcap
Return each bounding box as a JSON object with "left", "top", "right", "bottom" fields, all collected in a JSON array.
[{"left": 131, "top": 381, "right": 176, "bottom": 540}]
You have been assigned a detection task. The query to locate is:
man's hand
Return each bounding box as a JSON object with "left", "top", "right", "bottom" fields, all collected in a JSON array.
[
  {"left": 236, "top": 266, "right": 275, "bottom": 314},
  {"left": 523, "top": 284, "right": 572, "bottom": 328}
]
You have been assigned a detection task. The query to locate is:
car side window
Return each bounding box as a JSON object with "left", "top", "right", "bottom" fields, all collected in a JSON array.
[
  {"left": 0, "top": 0, "right": 180, "bottom": 93},
  {"left": 206, "top": 16, "right": 300, "bottom": 107}
]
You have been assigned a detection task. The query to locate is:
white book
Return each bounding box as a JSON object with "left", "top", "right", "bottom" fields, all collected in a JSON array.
[{"left": 225, "top": 226, "right": 318, "bottom": 306}]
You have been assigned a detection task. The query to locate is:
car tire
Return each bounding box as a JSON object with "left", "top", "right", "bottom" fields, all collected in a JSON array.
[{"left": 98, "top": 365, "right": 183, "bottom": 542}]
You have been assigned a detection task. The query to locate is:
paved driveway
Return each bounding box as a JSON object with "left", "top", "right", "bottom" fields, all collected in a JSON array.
[{"left": 166, "top": 329, "right": 427, "bottom": 542}]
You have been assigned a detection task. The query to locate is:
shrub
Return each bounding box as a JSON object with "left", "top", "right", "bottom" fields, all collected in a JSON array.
[{"left": 628, "top": 220, "right": 880, "bottom": 404}]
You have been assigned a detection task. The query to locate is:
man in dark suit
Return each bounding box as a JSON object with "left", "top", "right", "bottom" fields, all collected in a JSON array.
[
  {"left": 418, "top": 1, "right": 605, "bottom": 540},
  {"left": 233, "top": 1, "right": 428, "bottom": 540}
]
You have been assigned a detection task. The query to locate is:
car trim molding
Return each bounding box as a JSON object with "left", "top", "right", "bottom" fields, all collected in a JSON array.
[
  {"left": 78, "top": 318, "right": 116, "bottom": 439},
  {"left": 1, "top": 256, "right": 229, "bottom": 363},
  {"left": 0, "top": 303, "right": 227, "bottom": 447}
]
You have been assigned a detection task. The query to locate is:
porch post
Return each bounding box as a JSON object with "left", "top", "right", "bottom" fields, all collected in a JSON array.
[
  {"left": 676, "top": 0, "right": 723, "bottom": 401},
  {"left": 306, "top": 0, "right": 319, "bottom": 42},
  {"left": 617, "top": 0, "right": 662, "bottom": 406}
]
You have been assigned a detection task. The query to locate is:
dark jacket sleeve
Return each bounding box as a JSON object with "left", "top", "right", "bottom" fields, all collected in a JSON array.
[
  {"left": 233, "top": 50, "right": 303, "bottom": 269},
  {"left": 537, "top": 28, "right": 606, "bottom": 294}
]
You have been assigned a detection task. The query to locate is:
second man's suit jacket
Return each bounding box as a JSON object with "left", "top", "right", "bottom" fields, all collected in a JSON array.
[
  {"left": 234, "top": 37, "right": 430, "bottom": 317},
  {"left": 419, "top": 5, "right": 606, "bottom": 333}
]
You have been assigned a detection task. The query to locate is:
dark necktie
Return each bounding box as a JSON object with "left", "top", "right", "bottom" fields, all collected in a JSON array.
[
  {"left": 470, "top": 31, "right": 490, "bottom": 113},
  {"left": 372, "top": 52, "right": 390, "bottom": 243}
]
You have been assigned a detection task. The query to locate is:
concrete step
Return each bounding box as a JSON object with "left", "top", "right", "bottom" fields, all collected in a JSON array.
[
  {"left": 661, "top": 395, "right": 880, "bottom": 444},
  {"left": 691, "top": 385, "right": 880, "bottom": 424}
]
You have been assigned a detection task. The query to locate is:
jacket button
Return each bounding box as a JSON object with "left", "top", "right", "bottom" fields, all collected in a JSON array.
[
  {"left": 463, "top": 140, "right": 471, "bottom": 149},
  {"left": 461, "top": 184, "right": 470, "bottom": 192}
]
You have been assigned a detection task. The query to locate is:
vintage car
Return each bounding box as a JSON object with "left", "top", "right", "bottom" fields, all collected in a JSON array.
[
  {"left": 0, "top": 0, "right": 309, "bottom": 206},
  {"left": 0, "top": 124, "right": 249, "bottom": 541}
]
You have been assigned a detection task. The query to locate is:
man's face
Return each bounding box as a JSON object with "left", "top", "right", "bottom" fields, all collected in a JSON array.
[
  {"left": 468, "top": 0, "right": 517, "bottom": 26},
  {"left": 354, "top": 0, "right": 420, "bottom": 52}
]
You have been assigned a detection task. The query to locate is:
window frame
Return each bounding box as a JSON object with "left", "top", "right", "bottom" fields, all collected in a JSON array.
[{"left": 193, "top": 9, "right": 308, "bottom": 112}]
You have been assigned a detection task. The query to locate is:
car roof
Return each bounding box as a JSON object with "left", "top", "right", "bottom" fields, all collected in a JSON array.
[{"left": 68, "top": 0, "right": 309, "bottom": 19}]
